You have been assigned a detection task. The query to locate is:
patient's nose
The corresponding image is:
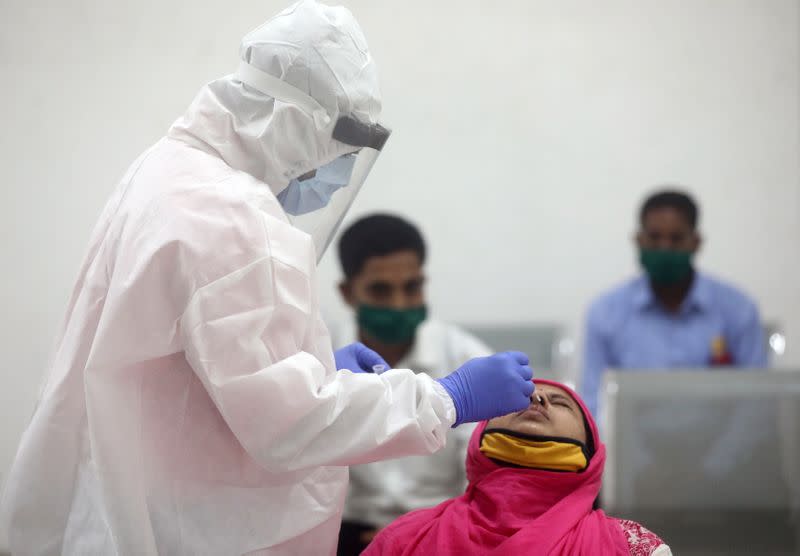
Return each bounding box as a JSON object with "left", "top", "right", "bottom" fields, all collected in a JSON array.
[{"left": 530, "top": 391, "right": 546, "bottom": 406}]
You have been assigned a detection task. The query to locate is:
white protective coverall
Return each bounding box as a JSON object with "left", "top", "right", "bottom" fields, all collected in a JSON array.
[{"left": 0, "top": 2, "right": 455, "bottom": 554}]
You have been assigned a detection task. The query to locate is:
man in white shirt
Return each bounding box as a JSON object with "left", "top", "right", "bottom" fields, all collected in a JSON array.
[{"left": 330, "top": 214, "right": 492, "bottom": 555}]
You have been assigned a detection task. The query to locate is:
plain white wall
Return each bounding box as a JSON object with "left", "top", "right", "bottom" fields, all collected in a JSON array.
[{"left": 0, "top": 0, "right": 797, "bottom": 542}]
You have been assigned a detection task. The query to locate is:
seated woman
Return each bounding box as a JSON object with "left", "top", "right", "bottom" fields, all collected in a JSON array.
[{"left": 363, "top": 379, "right": 671, "bottom": 556}]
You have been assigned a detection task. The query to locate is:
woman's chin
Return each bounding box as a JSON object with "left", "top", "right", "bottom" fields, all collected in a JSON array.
[{"left": 511, "top": 420, "right": 552, "bottom": 437}]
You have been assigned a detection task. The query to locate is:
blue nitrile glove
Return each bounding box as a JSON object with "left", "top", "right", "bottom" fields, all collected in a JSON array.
[
  {"left": 334, "top": 342, "right": 390, "bottom": 373},
  {"left": 436, "top": 351, "right": 534, "bottom": 427}
]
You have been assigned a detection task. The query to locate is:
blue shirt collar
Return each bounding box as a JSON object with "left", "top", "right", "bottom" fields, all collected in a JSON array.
[{"left": 634, "top": 272, "right": 711, "bottom": 314}]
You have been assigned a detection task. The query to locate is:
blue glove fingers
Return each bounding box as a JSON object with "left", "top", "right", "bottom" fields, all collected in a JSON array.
[
  {"left": 438, "top": 353, "right": 541, "bottom": 427},
  {"left": 520, "top": 380, "right": 535, "bottom": 398},
  {"left": 354, "top": 343, "right": 389, "bottom": 371},
  {"left": 334, "top": 342, "right": 384, "bottom": 373},
  {"left": 506, "top": 375, "right": 534, "bottom": 413},
  {"left": 502, "top": 361, "right": 534, "bottom": 412},
  {"left": 500, "top": 351, "right": 530, "bottom": 366},
  {"left": 517, "top": 365, "right": 534, "bottom": 382}
]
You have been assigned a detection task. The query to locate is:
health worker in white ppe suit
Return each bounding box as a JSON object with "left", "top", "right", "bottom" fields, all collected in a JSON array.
[{"left": 0, "top": 1, "right": 535, "bottom": 555}]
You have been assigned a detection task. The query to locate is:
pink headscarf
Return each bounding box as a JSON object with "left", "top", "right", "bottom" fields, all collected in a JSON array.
[{"left": 363, "top": 379, "right": 629, "bottom": 556}]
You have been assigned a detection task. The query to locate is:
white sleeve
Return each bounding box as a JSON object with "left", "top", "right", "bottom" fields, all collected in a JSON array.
[{"left": 180, "top": 254, "right": 455, "bottom": 473}]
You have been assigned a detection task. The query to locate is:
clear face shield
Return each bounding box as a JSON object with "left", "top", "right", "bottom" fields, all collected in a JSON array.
[
  {"left": 233, "top": 60, "right": 392, "bottom": 262},
  {"left": 280, "top": 116, "right": 392, "bottom": 262}
]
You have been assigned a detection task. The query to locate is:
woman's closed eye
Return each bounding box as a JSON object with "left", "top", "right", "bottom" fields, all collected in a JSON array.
[{"left": 549, "top": 396, "right": 576, "bottom": 411}]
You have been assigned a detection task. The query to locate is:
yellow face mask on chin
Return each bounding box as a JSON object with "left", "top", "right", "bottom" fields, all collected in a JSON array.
[{"left": 480, "top": 429, "right": 590, "bottom": 472}]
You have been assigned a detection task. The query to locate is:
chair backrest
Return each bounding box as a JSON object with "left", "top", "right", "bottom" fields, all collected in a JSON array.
[{"left": 600, "top": 369, "right": 800, "bottom": 554}]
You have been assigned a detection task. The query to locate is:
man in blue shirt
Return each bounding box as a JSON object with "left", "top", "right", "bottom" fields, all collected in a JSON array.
[{"left": 581, "top": 190, "right": 766, "bottom": 417}]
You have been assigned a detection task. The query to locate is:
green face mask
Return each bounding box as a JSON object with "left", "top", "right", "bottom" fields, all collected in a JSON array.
[
  {"left": 639, "top": 248, "right": 694, "bottom": 286},
  {"left": 357, "top": 304, "right": 428, "bottom": 345}
]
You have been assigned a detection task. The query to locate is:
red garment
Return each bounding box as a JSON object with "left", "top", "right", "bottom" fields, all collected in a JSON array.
[{"left": 363, "top": 379, "right": 631, "bottom": 556}]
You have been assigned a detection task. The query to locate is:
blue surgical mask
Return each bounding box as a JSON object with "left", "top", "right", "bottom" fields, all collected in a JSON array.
[{"left": 277, "top": 153, "right": 357, "bottom": 216}]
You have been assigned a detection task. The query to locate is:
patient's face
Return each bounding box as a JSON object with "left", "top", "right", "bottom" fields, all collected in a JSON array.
[{"left": 487, "top": 384, "right": 587, "bottom": 444}]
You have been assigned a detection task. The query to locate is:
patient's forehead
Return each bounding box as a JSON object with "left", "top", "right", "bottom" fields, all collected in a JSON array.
[{"left": 536, "top": 383, "right": 578, "bottom": 403}]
